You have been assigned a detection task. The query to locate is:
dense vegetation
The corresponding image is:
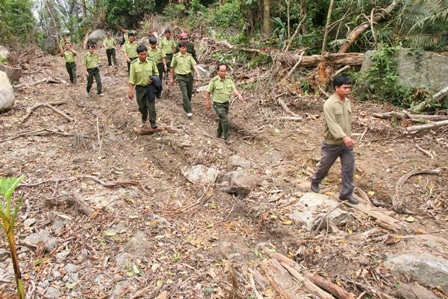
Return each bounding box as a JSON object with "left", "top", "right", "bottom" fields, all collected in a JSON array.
[{"left": 1, "top": 0, "right": 448, "bottom": 107}]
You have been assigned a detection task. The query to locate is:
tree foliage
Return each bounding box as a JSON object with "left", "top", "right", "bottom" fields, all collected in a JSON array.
[{"left": 0, "top": 0, "right": 36, "bottom": 46}]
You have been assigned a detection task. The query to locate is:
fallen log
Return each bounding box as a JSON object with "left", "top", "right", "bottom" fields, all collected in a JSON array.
[
  {"left": 269, "top": 252, "right": 335, "bottom": 299},
  {"left": 307, "top": 273, "right": 356, "bottom": 299},
  {"left": 406, "top": 120, "right": 448, "bottom": 132},
  {"left": 408, "top": 84, "right": 448, "bottom": 113},
  {"left": 276, "top": 52, "right": 365, "bottom": 67},
  {"left": 261, "top": 259, "right": 301, "bottom": 299},
  {"left": 21, "top": 102, "right": 68, "bottom": 123}
]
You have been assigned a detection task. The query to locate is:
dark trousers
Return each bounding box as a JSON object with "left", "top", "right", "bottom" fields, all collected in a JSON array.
[
  {"left": 312, "top": 143, "right": 355, "bottom": 198},
  {"left": 86, "top": 68, "right": 102, "bottom": 94},
  {"left": 127, "top": 57, "right": 137, "bottom": 73},
  {"left": 176, "top": 73, "right": 193, "bottom": 113},
  {"left": 106, "top": 48, "right": 117, "bottom": 66},
  {"left": 65, "top": 62, "right": 77, "bottom": 84},
  {"left": 213, "top": 101, "right": 230, "bottom": 140},
  {"left": 156, "top": 63, "right": 164, "bottom": 81},
  {"left": 136, "top": 85, "right": 156, "bottom": 123}
]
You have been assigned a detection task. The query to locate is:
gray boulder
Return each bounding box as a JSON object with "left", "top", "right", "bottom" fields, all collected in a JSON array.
[
  {"left": 384, "top": 253, "right": 448, "bottom": 292},
  {"left": 181, "top": 164, "right": 219, "bottom": 184},
  {"left": 0, "top": 45, "right": 9, "bottom": 60},
  {"left": 88, "top": 29, "right": 107, "bottom": 46},
  {"left": 362, "top": 48, "right": 448, "bottom": 93},
  {"left": 0, "top": 71, "right": 15, "bottom": 111}
]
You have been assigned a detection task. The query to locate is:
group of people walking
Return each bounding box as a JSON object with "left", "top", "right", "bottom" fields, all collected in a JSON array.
[{"left": 59, "top": 29, "right": 358, "bottom": 205}]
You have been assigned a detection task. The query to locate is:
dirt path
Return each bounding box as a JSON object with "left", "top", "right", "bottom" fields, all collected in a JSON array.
[{"left": 0, "top": 46, "right": 447, "bottom": 298}]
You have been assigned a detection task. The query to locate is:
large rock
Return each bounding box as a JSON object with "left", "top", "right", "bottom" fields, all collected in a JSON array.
[
  {"left": 0, "top": 71, "right": 15, "bottom": 111},
  {"left": 290, "top": 192, "right": 349, "bottom": 231},
  {"left": 181, "top": 164, "right": 219, "bottom": 184},
  {"left": 0, "top": 45, "right": 9, "bottom": 60},
  {"left": 362, "top": 48, "right": 448, "bottom": 93},
  {"left": 88, "top": 29, "right": 107, "bottom": 46},
  {"left": 384, "top": 253, "right": 448, "bottom": 292}
]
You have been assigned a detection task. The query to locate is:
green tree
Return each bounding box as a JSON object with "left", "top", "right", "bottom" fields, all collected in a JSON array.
[{"left": 0, "top": 0, "right": 36, "bottom": 46}]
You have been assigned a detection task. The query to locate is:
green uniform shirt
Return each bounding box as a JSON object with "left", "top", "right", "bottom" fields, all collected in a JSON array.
[
  {"left": 207, "top": 75, "right": 235, "bottom": 104},
  {"left": 83, "top": 53, "right": 100, "bottom": 69},
  {"left": 60, "top": 39, "right": 68, "bottom": 50},
  {"left": 62, "top": 50, "right": 76, "bottom": 63},
  {"left": 104, "top": 37, "right": 116, "bottom": 49},
  {"left": 129, "top": 58, "right": 159, "bottom": 86},
  {"left": 323, "top": 94, "right": 352, "bottom": 145},
  {"left": 122, "top": 41, "right": 138, "bottom": 59},
  {"left": 171, "top": 52, "right": 196, "bottom": 75},
  {"left": 175, "top": 42, "right": 197, "bottom": 62},
  {"left": 147, "top": 47, "right": 166, "bottom": 64},
  {"left": 160, "top": 37, "right": 176, "bottom": 55}
]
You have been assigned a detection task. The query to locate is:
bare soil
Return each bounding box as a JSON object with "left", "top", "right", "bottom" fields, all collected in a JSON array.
[{"left": 0, "top": 47, "right": 447, "bottom": 298}]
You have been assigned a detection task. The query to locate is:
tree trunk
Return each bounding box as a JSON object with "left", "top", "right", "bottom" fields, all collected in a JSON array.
[
  {"left": 322, "top": 0, "right": 334, "bottom": 53},
  {"left": 277, "top": 52, "right": 365, "bottom": 67},
  {"left": 338, "top": 0, "right": 401, "bottom": 53},
  {"left": 263, "top": 0, "right": 270, "bottom": 35}
]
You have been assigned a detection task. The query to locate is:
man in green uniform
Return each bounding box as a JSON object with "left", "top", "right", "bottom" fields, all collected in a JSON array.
[
  {"left": 129, "top": 44, "right": 159, "bottom": 128},
  {"left": 61, "top": 42, "right": 77, "bottom": 85},
  {"left": 104, "top": 32, "right": 117, "bottom": 68},
  {"left": 311, "top": 75, "right": 358, "bottom": 204},
  {"left": 160, "top": 29, "right": 176, "bottom": 71},
  {"left": 83, "top": 44, "right": 103, "bottom": 97},
  {"left": 205, "top": 63, "right": 244, "bottom": 141},
  {"left": 122, "top": 32, "right": 139, "bottom": 73},
  {"left": 147, "top": 37, "right": 167, "bottom": 80},
  {"left": 170, "top": 41, "right": 201, "bottom": 117},
  {"left": 175, "top": 33, "right": 198, "bottom": 62},
  {"left": 59, "top": 34, "right": 68, "bottom": 54}
]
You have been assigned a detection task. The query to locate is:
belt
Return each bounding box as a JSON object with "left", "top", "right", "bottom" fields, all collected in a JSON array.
[
  {"left": 176, "top": 73, "right": 191, "bottom": 76},
  {"left": 136, "top": 85, "right": 147, "bottom": 87},
  {"left": 87, "top": 68, "right": 96, "bottom": 71},
  {"left": 130, "top": 57, "right": 137, "bottom": 60}
]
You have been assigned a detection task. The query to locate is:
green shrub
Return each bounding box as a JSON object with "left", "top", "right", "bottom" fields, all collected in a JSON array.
[{"left": 208, "top": 0, "right": 244, "bottom": 31}]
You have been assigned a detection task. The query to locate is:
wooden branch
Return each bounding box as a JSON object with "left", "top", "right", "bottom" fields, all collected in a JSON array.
[
  {"left": 277, "top": 99, "right": 301, "bottom": 118},
  {"left": 286, "top": 51, "right": 305, "bottom": 77},
  {"left": 284, "top": 14, "right": 307, "bottom": 52},
  {"left": 268, "top": 252, "right": 334, "bottom": 299},
  {"left": 415, "top": 145, "right": 434, "bottom": 159},
  {"left": 21, "top": 102, "right": 67, "bottom": 123},
  {"left": 261, "top": 259, "right": 300, "bottom": 299},
  {"left": 332, "top": 65, "right": 350, "bottom": 78},
  {"left": 392, "top": 169, "right": 441, "bottom": 214},
  {"left": 19, "top": 175, "right": 147, "bottom": 192},
  {"left": 409, "top": 84, "right": 448, "bottom": 113},
  {"left": 0, "top": 128, "right": 74, "bottom": 142},
  {"left": 406, "top": 120, "right": 448, "bottom": 132},
  {"left": 338, "top": 0, "right": 401, "bottom": 53},
  {"left": 307, "top": 273, "right": 356, "bottom": 299},
  {"left": 277, "top": 52, "right": 365, "bottom": 67},
  {"left": 43, "top": 103, "right": 73, "bottom": 122},
  {"left": 14, "top": 77, "right": 63, "bottom": 90}
]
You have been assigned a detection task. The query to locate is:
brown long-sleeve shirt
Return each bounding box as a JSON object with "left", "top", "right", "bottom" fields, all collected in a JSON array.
[{"left": 322, "top": 94, "right": 352, "bottom": 145}]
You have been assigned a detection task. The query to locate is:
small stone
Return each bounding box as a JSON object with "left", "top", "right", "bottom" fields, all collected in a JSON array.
[
  {"left": 24, "top": 218, "right": 37, "bottom": 227},
  {"left": 64, "top": 263, "right": 77, "bottom": 273},
  {"left": 44, "top": 286, "right": 61, "bottom": 299}
]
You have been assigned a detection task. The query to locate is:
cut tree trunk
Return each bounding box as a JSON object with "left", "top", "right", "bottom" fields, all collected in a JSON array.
[
  {"left": 277, "top": 52, "right": 365, "bottom": 67},
  {"left": 408, "top": 84, "right": 448, "bottom": 114},
  {"left": 406, "top": 120, "right": 448, "bottom": 132},
  {"left": 338, "top": 0, "right": 401, "bottom": 53}
]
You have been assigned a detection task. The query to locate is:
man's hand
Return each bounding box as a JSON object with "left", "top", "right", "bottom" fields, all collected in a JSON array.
[
  {"left": 205, "top": 100, "right": 211, "bottom": 110},
  {"left": 128, "top": 91, "right": 134, "bottom": 100},
  {"left": 169, "top": 78, "right": 174, "bottom": 85},
  {"left": 342, "top": 136, "right": 355, "bottom": 148}
]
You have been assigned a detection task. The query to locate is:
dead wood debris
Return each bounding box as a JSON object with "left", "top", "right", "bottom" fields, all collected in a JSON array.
[
  {"left": 0, "top": 128, "right": 74, "bottom": 142},
  {"left": 21, "top": 101, "right": 72, "bottom": 123},
  {"left": 19, "top": 175, "right": 147, "bottom": 192},
  {"left": 392, "top": 168, "right": 442, "bottom": 214}
]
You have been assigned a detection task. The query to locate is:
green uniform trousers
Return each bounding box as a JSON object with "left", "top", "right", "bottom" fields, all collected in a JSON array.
[
  {"left": 135, "top": 85, "right": 156, "bottom": 123},
  {"left": 156, "top": 62, "right": 165, "bottom": 81},
  {"left": 86, "top": 67, "right": 102, "bottom": 94},
  {"left": 176, "top": 73, "right": 193, "bottom": 114},
  {"left": 106, "top": 48, "right": 117, "bottom": 67},
  {"left": 213, "top": 101, "right": 230, "bottom": 140},
  {"left": 65, "top": 62, "right": 77, "bottom": 84}
]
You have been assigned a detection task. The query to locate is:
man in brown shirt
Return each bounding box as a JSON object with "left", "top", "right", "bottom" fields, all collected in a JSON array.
[{"left": 311, "top": 75, "right": 358, "bottom": 204}]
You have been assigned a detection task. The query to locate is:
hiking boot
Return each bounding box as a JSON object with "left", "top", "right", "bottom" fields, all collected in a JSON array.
[
  {"left": 339, "top": 196, "right": 359, "bottom": 205},
  {"left": 187, "top": 113, "right": 193, "bottom": 118},
  {"left": 311, "top": 182, "right": 319, "bottom": 193},
  {"left": 98, "top": 93, "right": 104, "bottom": 97}
]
